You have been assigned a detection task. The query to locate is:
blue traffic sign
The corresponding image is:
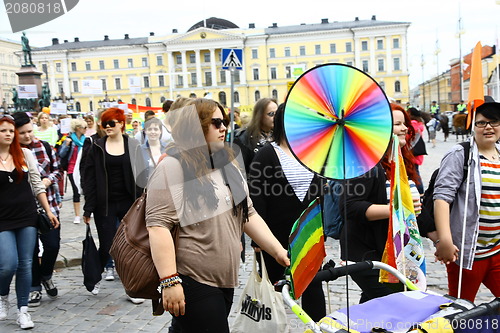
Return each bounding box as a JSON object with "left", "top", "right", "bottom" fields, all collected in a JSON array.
[{"left": 222, "top": 48, "right": 243, "bottom": 70}]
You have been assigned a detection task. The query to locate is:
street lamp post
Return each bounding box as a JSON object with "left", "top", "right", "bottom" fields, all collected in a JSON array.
[{"left": 435, "top": 39, "right": 441, "bottom": 109}]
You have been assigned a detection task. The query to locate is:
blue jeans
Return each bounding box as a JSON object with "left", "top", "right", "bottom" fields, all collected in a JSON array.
[{"left": 0, "top": 226, "right": 37, "bottom": 308}]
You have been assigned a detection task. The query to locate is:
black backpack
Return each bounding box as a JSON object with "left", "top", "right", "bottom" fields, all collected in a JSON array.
[{"left": 422, "top": 142, "right": 470, "bottom": 218}]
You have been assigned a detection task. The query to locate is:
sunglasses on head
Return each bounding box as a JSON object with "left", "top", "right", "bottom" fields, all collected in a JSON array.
[
  {"left": 267, "top": 111, "right": 276, "bottom": 117},
  {"left": 0, "top": 114, "right": 14, "bottom": 121},
  {"left": 102, "top": 120, "right": 119, "bottom": 128},
  {"left": 211, "top": 118, "right": 228, "bottom": 129}
]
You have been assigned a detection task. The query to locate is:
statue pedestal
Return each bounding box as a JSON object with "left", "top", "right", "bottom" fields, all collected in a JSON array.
[{"left": 16, "top": 65, "right": 44, "bottom": 96}]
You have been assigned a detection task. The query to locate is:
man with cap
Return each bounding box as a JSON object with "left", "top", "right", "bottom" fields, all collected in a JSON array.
[{"left": 12, "top": 112, "right": 63, "bottom": 307}]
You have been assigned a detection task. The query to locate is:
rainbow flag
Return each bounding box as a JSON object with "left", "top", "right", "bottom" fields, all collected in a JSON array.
[
  {"left": 287, "top": 198, "right": 326, "bottom": 299},
  {"left": 380, "top": 135, "right": 426, "bottom": 290}
]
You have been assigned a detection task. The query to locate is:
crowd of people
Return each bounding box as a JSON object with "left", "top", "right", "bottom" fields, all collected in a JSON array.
[{"left": 0, "top": 95, "right": 499, "bottom": 331}]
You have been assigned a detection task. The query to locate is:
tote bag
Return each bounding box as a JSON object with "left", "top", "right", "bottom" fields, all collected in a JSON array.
[
  {"left": 232, "top": 252, "right": 288, "bottom": 333},
  {"left": 81, "top": 224, "right": 102, "bottom": 292}
]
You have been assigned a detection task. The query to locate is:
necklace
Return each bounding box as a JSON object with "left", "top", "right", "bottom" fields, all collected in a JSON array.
[{"left": 0, "top": 154, "right": 8, "bottom": 164}]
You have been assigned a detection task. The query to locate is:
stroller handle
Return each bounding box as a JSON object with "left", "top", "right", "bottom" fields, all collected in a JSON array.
[
  {"left": 312, "top": 260, "right": 419, "bottom": 290},
  {"left": 451, "top": 298, "right": 500, "bottom": 322}
]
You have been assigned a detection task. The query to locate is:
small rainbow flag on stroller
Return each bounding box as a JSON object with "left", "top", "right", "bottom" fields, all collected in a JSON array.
[
  {"left": 381, "top": 135, "right": 426, "bottom": 289},
  {"left": 287, "top": 198, "right": 326, "bottom": 299}
]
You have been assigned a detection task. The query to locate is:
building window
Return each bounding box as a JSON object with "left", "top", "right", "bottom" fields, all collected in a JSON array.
[
  {"left": 75, "top": 102, "right": 81, "bottom": 112},
  {"left": 252, "top": 49, "right": 258, "bottom": 59},
  {"left": 89, "top": 101, "right": 93, "bottom": 111},
  {"left": 158, "top": 75, "right": 165, "bottom": 87},
  {"left": 85, "top": 61, "right": 91, "bottom": 71},
  {"left": 205, "top": 72, "right": 212, "bottom": 86},
  {"left": 299, "top": 46, "right": 306, "bottom": 56},
  {"left": 71, "top": 62, "right": 76, "bottom": 71},
  {"left": 115, "top": 78, "right": 121, "bottom": 90},
  {"left": 191, "top": 73, "right": 197, "bottom": 86},
  {"left": 176, "top": 55, "right": 182, "bottom": 65},
  {"left": 270, "top": 48, "right": 275, "bottom": 58},
  {"left": 394, "top": 80, "right": 401, "bottom": 92},
  {"left": 98, "top": 60, "right": 104, "bottom": 70},
  {"left": 254, "top": 90, "right": 261, "bottom": 102},
  {"left": 377, "top": 39, "right": 384, "bottom": 50},
  {"left": 253, "top": 68, "right": 259, "bottom": 80},
  {"left": 156, "top": 55, "right": 163, "bottom": 66},
  {"left": 177, "top": 75, "right": 183, "bottom": 86},
  {"left": 345, "top": 42, "right": 352, "bottom": 52},
  {"left": 204, "top": 53, "right": 210, "bottom": 63},
  {"left": 315, "top": 45, "right": 321, "bottom": 55},
  {"left": 143, "top": 76, "right": 150, "bottom": 88},
  {"left": 234, "top": 70, "right": 240, "bottom": 83},
  {"left": 160, "top": 96, "right": 166, "bottom": 103},
  {"left": 393, "top": 38, "right": 400, "bottom": 49},
  {"left": 42, "top": 63, "right": 48, "bottom": 75},
  {"left": 233, "top": 91, "right": 240, "bottom": 103},
  {"left": 128, "top": 58, "right": 133, "bottom": 68},
  {"left": 270, "top": 67, "right": 277, "bottom": 80},
  {"left": 131, "top": 98, "right": 136, "bottom": 105},
  {"left": 378, "top": 58, "right": 385, "bottom": 71},
  {"left": 346, "top": 61, "right": 353, "bottom": 66},
  {"left": 379, "top": 81, "right": 385, "bottom": 91},
  {"left": 285, "top": 47, "right": 291, "bottom": 57},
  {"left": 142, "top": 57, "right": 148, "bottom": 67},
  {"left": 272, "top": 89, "right": 278, "bottom": 100},
  {"left": 146, "top": 97, "right": 151, "bottom": 107},
  {"left": 190, "top": 54, "right": 196, "bottom": 63},
  {"left": 113, "top": 59, "right": 119, "bottom": 69},
  {"left": 220, "top": 70, "right": 226, "bottom": 84},
  {"left": 219, "top": 92, "right": 227, "bottom": 106},
  {"left": 72, "top": 81, "right": 79, "bottom": 93},
  {"left": 330, "top": 43, "right": 336, "bottom": 53},
  {"left": 362, "top": 60, "right": 369, "bottom": 72},
  {"left": 285, "top": 66, "right": 291, "bottom": 79},
  {"left": 101, "top": 79, "right": 107, "bottom": 91},
  {"left": 56, "top": 63, "right": 61, "bottom": 72},
  {"left": 393, "top": 58, "right": 400, "bottom": 71},
  {"left": 361, "top": 41, "right": 368, "bottom": 51}
]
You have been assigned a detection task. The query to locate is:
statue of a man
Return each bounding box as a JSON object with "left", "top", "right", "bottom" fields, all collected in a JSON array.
[
  {"left": 12, "top": 88, "right": 19, "bottom": 110},
  {"left": 21, "top": 32, "right": 33, "bottom": 66},
  {"left": 42, "top": 84, "right": 51, "bottom": 108}
]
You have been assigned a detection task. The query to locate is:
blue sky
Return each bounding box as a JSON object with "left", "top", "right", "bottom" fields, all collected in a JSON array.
[{"left": 1, "top": 0, "right": 499, "bottom": 88}]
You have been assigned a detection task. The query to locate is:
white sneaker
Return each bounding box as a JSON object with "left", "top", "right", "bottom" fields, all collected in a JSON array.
[
  {"left": 73, "top": 216, "right": 81, "bottom": 224},
  {"left": 0, "top": 295, "right": 9, "bottom": 320},
  {"left": 17, "top": 306, "right": 34, "bottom": 329},
  {"left": 91, "top": 282, "right": 100, "bottom": 295},
  {"left": 127, "top": 295, "right": 145, "bottom": 304},
  {"left": 104, "top": 267, "right": 115, "bottom": 281}
]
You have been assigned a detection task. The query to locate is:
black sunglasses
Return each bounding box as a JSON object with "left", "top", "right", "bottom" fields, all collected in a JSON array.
[
  {"left": 211, "top": 118, "right": 228, "bottom": 129},
  {"left": 102, "top": 120, "right": 119, "bottom": 128}
]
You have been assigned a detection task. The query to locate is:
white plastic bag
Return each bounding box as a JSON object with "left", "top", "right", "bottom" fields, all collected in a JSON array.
[{"left": 232, "top": 252, "right": 289, "bottom": 333}]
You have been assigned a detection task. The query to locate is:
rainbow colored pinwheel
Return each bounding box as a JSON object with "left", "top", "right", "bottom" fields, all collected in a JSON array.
[{"left": 284, "top": 63, "right": 393, "bottom": 179}]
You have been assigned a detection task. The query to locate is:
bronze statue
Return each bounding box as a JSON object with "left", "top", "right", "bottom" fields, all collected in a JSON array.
[
  {"left": 39, "top": 84, "right": 51, "bottom": 108},
  {"left": 21, "top": 32, "right": 33, "bottom": 66},
  {"left": 12, "top": 87, "right": 19, "bottom": 110}
]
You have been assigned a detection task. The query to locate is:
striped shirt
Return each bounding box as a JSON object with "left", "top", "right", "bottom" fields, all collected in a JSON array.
[
  {"left": 476, "top": 156, "right": 500, "bottom": 259},
  {"left": 385, "top": 180, "right": 421, "bottom": 216},
  {"left": 273, "top": 142, "right": 313, "bottom": 202},
  {"left": 34, "top": 127, "right": 59, "bottom": 146}
]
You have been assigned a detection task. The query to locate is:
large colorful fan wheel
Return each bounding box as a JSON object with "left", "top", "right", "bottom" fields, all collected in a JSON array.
[{"left": 284, "top": 63, "right": 393, "bottom": 180}]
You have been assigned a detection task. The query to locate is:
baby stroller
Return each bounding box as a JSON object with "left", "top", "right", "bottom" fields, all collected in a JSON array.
[{"left": 280, "top": 260, "right": 500, "bottom": 333}]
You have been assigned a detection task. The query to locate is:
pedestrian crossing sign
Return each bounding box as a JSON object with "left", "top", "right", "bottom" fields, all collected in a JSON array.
[{"left": 222, "top": 48, "right": 243, "bottom": 70}]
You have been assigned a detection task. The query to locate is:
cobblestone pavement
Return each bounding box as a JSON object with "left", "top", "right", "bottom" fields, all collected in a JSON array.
[{"left": 1, "top": 132, "right": 496, "bottom": 332}]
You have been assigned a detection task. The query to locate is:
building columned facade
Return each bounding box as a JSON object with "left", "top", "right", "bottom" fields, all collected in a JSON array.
[
  {"left": 0, "top": 38, "right": 22, "bottom": 112},
  {"left": 29, "top": 16, "right": 411, "bottom": 113}
]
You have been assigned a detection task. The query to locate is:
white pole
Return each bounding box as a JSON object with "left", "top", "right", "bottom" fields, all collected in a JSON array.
[
  {"left": 230, "top": 67, "right": 235, "bottom": 147},
  {"left": 457, "top": 112, "right": 476, "bottom": 299}
]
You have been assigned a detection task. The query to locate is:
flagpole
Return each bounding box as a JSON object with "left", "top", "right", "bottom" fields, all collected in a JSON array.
[{"left": 457, "top": 112, "right": 475, "bottom": 299}]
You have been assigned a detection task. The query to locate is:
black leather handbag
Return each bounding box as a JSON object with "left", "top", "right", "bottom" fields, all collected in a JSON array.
[{"left": 37, "top": 209, "right": 53, "bottom": 234}]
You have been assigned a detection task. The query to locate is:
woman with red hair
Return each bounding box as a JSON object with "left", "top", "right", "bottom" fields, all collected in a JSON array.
[
  {"left": 82, "top": 108, "right": 146, "bottom": 299},
  {"left": 0, "top": 115, "right": 58, "bottom": 329},
  {"left": 339, "top": 104, "right": 437, "bottom": 303}
]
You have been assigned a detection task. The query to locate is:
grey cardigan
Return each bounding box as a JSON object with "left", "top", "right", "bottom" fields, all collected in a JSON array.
[{"left": 433, "top": 142, "right": 500, "bottom": 270}]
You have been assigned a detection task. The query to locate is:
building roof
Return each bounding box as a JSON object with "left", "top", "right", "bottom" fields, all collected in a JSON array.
[
  {"left": 265, "top": 18, "right": 409, "bottom": 35},
  {"left": 35, "top": 36, "right": 148, "bottom": 51},
  {"left": 187, "top": 17, "right": 239, "bottom": 32}
]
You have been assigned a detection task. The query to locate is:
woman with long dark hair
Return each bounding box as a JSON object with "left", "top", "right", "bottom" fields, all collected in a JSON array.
[
  {"left": 0, "top": 115, "right": 58, "bottom": 329},
  {"left": 146, "top": 98, "right": 289, "bottom": 332}
]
